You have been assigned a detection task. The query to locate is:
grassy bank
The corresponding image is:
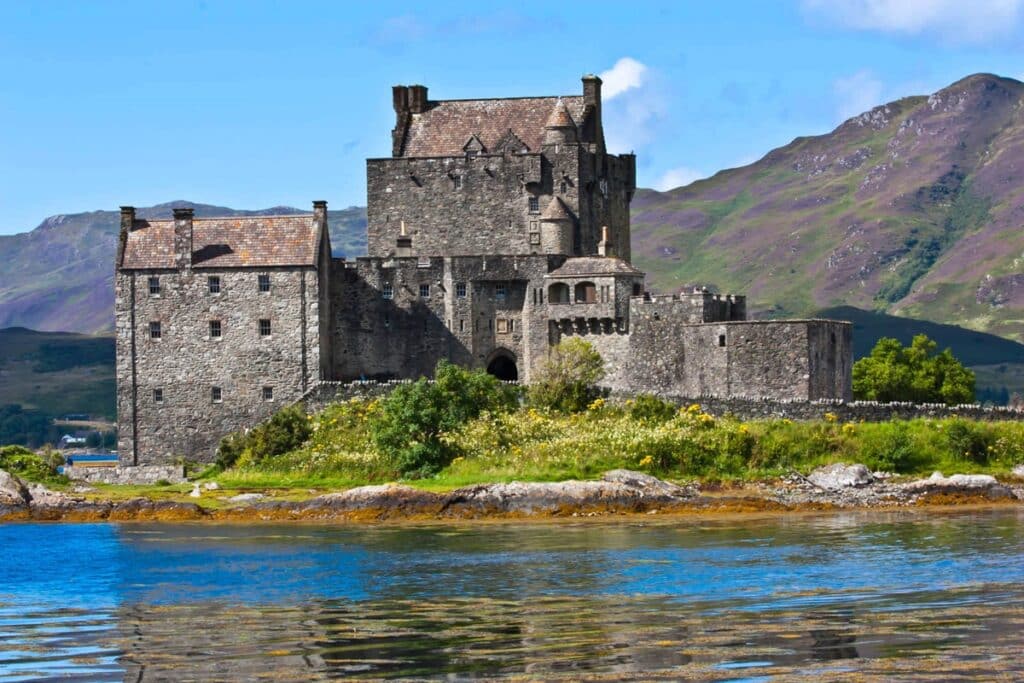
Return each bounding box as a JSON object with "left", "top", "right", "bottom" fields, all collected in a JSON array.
[{"left": 206, "top": 397, "right": 1024, "bottom": 490}]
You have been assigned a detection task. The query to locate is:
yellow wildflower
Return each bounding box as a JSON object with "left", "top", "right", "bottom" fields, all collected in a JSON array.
[
  {"left": 824, "top": 412, "right": 839, "bottom": 423},
  {"left": 639, "top": 455, "right": 654, "bottom": 467}
]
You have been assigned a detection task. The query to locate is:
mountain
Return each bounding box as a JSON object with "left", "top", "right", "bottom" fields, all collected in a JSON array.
[
  {"left": 0, "top": 202, "right": 366, "bottom": 334},
  {"left": 632, "top": 73, "right": 1024, "bottom": 343}
]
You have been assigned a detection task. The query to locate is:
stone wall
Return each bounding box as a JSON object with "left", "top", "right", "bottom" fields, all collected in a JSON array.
[
  {"left": 116, "top": 266, "right": 322, "bottom": 464},
  {"left": 64, "top": 464, "right": 187, "bottom": 485}
]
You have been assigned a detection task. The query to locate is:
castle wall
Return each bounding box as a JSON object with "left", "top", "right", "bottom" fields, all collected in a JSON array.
[{"left": 116, "top": 266, "right": 321, "bottom": 464}]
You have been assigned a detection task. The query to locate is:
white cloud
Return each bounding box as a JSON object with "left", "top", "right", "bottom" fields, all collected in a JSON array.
[
  {"left": 599, "top": 57, "right": 648, "bottom": 100},
  {"left": 803, "top": 0, "right": 1024, "bottom": 43},
  {"left": 833, "top": 69, "right": 885, "bottom": 121},
  {"left": 654, "top": 167, "right": 706, "bottom": 192},
  {"left": 598, "top": 58, "right": 667, "bottom": 154}
]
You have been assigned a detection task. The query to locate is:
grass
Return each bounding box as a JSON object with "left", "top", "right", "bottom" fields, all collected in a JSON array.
[{"left": 201, "top": 398, "right": 1024, "bottom": 491}]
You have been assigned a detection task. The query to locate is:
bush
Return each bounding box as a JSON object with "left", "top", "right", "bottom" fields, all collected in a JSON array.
[
  {"left": 628, "top": 395, "right": 678, "bottom": 423},
  {"left": 0, "top": 444, "right": 68, "bottom": 485},
  {"left": 853, "top": 335, "right": 975, "bottom": 405},
  {"left": 944, "top": 418, "right": 993, "bottom": 464},
  {"left": 370, "top": 361, "right": 520, "bottom": 477},
  {"left": 529, "top": 338, "right": 606, "bottom": 413},
  {"left": 216, "top": 405, "right": 313, "bottom": 470}
]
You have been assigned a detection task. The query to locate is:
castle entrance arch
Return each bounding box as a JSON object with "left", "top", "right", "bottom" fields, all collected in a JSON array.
[{"left": 486, "top": 349, "right": 518, "bottom": 382}]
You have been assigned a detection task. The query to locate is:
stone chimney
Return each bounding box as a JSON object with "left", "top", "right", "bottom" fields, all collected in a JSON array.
[
  {"left": 408, "top": 85, "right": 428, "bottom": 113},
  {"left": 396, "top": 220, "right": 413, "bottom": 257},
  {"left": 598, "top": 225, "right": 614, "bottom": 257},
  {"left": 582, "top": 74, "right": 604, "bottom": 148},
  {"left": 392, "top": 85, "right": 410, "bottom": 157},
  {"left": 120, "top": 206, "right": 136, "bottom": 232},
  {"left": 313, "top": 199, "right": 328, "bottom": 222},
  {"left": 172, "top": 207, "right": 194, "bottom": 271}
]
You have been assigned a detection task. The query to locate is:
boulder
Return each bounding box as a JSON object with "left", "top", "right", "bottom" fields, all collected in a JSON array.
[
  {"left": 0, "top": 469, "right": 29, "bottom": 507},
  {"left": 26, "top": 483, "right": 80, "bottom": 508},
  {"left": 904, "top": 473, "right": 1013, "bottom": 499},
  {"left": 203, "top": 482, "right": 220, "bottom": 491},
  {"left": 601, "top": 469, "right": 692, "bottom": 497},
  {"left": 228, "top": 493, "right": 265, "bottom": 503},
  {"left": 808, "top": 463, "right": 874, "bottom": 490},
  {"left": 1012, "top": 464, "right": 1024, "bottom": 478}
]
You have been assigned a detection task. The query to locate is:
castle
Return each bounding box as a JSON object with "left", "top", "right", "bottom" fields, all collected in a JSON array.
[{"left": 115, "top": 75, "right": 853, "bottom": 464}]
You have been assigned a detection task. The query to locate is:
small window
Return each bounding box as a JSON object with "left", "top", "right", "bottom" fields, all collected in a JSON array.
[
  {"left": 528, "top": 196, "right": 539, "bottom": 213},
  {"left": 262, "top": 386, "right": 274, "bottom": 401},
  {"left": 456, "top": 282, "right": 467, "bottom": 298},
  {"left": 718, "top": 334, "right": 726, "bottom": 347},
  {"left": 148, "top": 276, "right": 161, "bottom": 296},
  {"left": 453, "top": 175, "right": 462, "bottom": 190},
  {"left": 384, "top": 313, "right": 390, "bottom": 328},
  {"left": 496, "top": 284, "right": 507, "bottom": 301},
  {"left": 153, "top": 388, "right": 163, "bottom": 404},
  {"left": 149, "top": 321, "right": 161, "bottom": 339},
  {"left": 209, "top": 320, "right": 222, "bottom": 338},
  {"left": 509, "top": 319, "right": 515, "bottom": 333},
  {"left": 211, "top": 386, "right": 222, "bottom": 403},
  {"left": 382, "top": 282, "right": 393, "bottom": 300},
  {"left": 258, "top": 274, "right": 271, "bottom": 292},
  {"left": 259, "top": 319, "right": 272, "bottom": 337},
  {"left": 459, "top": 319, "right": 465, "bottom": 332},
  {"left": 488, "top": 319, "right": 493, "bottom": 331},
  {"left": 560, "top": 180, "right": 567, "bottom": 194},
  {"left": 497, "top": 319, "right": 509, "bottom": 334},
  {"left": 419, "top": 283, "right": 430, "bottom": 298},
  {"left": 208, "top": 276, "right": 221, "bottom": 294}
]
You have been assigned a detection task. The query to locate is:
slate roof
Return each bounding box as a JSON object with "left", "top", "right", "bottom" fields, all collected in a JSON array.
[
  {"left": 121, "top": 215, "right": 320, "bottom": 269},
  {"left": 546, "top": 257, "right": 643, "bottom": 278},
  {"left": 401, "top": 96, "right": 586, "bottom": 157}
]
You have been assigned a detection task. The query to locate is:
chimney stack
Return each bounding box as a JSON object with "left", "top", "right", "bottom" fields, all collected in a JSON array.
[
  {"left": 172, "top": 207, "right": 194, "bottom": 271},
  {"left": 313, "top": 199, "right": 328, "bottom": 221},
  {"left": 582, "top": 74, "right": 604, "bottom": 149},
  {"left": 408, "top": 84, "right": 428, "bottom": 113},
  {"left": 598, "top": 225, "right": 614, "bottom": 257},
  {"left": 120, "top": 206, "right": 136, "bottom": 232},
  {"left": 396, "top": 220, "right": 412, "bottom": 257}
]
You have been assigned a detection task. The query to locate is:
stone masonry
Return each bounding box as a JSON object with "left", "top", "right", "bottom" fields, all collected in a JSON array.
[{"left": 115, "top": 75, "right": 854, "bottom": 464}]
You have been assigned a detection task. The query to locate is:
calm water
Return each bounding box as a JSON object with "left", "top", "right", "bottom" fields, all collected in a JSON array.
[{"left": 1, "top": 510, "right": 1023, "bottom": 681}]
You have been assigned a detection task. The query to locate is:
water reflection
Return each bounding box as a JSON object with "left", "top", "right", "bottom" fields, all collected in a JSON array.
[{"left": 0, "top": 509, "right": 1021, "bottom": 680}]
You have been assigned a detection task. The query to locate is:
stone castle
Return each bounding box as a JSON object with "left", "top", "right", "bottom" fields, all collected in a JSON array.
[{"left": 115, "top": 75, "right": 853, "bottom": 464}]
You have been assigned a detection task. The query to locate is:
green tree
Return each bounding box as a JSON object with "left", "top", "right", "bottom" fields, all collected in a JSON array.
[
  {"left": 853, "top": 334, "right": 975, "bottom": 405},
  {"left": 370, "top": 361, "right": 520, "bottom": 477},
  {"left": 217, "top": 405, "right": 312, "bottom": 469},
  {"left": 528, "top": 338, "right": 606, "bottom": 413}
]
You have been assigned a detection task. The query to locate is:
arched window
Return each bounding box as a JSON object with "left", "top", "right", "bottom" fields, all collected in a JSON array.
[
  {"left": 574, "top": 281, "right": 597, "bottom": 303},
  {"left": 548, "top": 283, "right": 570, "bottom": 304}
]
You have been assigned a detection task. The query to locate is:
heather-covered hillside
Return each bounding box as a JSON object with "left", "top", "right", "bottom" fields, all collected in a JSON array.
[{"left": 632, "top": 73, "right": 1024, "bottom": 343}]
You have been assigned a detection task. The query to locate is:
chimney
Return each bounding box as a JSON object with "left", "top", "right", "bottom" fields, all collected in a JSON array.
[
  {"left": 582, "top": 74, "right": 604, "bottom": 149},
  {"left": 120, "top": 206, "right": 136, "bottom": 232},
  {"left": 408, "top": 84, "right": 428, "bottom": 113},
  {"left": 312, "top": 199, "right": 328, "bottom": 222},
  {"left": 392, "top": 85, "right": 409, "bottom": 116},
  {"left": 396, "top": 220, "right": 412, "bottom": 257},
  {"left": 392, "top": 85, "right": 411, "bottom": 157},
  {"left": 172, "top": 207, "right": 194, "bottom": 271},
  {"left": 598, "top": 225, "right": 614, "bottom": 257}
]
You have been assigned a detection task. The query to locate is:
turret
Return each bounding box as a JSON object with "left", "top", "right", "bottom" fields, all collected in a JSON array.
[{"left": 543, "top": 98, "right": 577, "bottom": 145}]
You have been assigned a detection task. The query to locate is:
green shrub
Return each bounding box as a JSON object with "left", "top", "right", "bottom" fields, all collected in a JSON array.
[
  {"left": 370, "top": 361, "right": 520, "bottom": 477},
  {"left": 0, "top": 444, "right": 68, "bottom": 485},
  {"left": 628, "top": 395, "right": 678, "bottom": 423},
  {"left": 944, "top": 418, "right": 993, "bottom": 464},
  {"left": 853, "top": 335, "right": 974, "bottom": 405},
  {"left": 216, "top": 405, "right": 313, "bottom": 470},
  {"left": 529, "top": 338, "right": 606, "bottom": 413}
]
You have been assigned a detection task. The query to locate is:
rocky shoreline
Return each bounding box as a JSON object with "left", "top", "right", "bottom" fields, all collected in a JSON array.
[{"left": 1, "top": 466, "right": 1022, "bottom": 523}]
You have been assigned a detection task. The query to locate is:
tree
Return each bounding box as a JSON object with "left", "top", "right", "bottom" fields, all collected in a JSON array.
[
  {"left": 528, "top": 338, "right": 606, "bottom": 412},
  {"left": 370, "top": 361, "right": 520, "bottom": 477},
  {"left": 852, "top": 334, "right": 975, "bottom": 405}
]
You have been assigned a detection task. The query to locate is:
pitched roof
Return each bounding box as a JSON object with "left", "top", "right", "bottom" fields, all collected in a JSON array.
[
  {"left": 401, "top": 96, "right": 586, "bottom": 157},
  {"left": 121, "top": 215, "right": 320, "bottom": 269},
  {"left": 546, "top": 257, "right": 643, "bottom": 278},
  {"left": 545, "top": 98, "right": 576, "bottom": 128}
]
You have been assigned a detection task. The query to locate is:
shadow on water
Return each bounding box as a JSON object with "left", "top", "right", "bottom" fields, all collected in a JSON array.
[{"left": 1, "top": 509, "right": 1022, "bottom": 680}]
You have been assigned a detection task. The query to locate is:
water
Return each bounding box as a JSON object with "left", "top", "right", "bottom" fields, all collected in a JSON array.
[{"left": 1, "top": 509, "right": 1022, "bottom": 680}]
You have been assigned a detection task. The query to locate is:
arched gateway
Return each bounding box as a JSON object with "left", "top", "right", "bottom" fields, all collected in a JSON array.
[{"left": 486, "top": 350, "right": 518, "bottom": 382}]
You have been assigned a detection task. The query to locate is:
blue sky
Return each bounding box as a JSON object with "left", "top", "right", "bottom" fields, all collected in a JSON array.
[{"left": 2, "top": 0, "right": 1024, "bottom": 234}]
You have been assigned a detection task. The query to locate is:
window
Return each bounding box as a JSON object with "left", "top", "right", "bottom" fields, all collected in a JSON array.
[
  {"left": 453, "top": 175, "right": 462, "bottom": 190},
  {"left": 208, "top": 276, "right": 221, "bottom": 294},
  {"left": 384, "top": 314, "right": 390, "bottom": 328},
  {"left": 459, "top": 319, "right": 465, "bottom": 332},
  {"left": 528, "top": 196, "right": 540, "bottom": 213},
  {"left": 575, "top": 281, "right": 597, "bottom": 303},
  {"left": 153, "top": 388, "right": 163, "bottom": 403},
  {"left": 149, "top": 321, "right": 161, "bottom": 339},
  {"left": 456, "top": 282, "right": 467, "bottom": 298},
  {"left": 209, "top": 320, "right": 222, "bottom": 338},
  {"left": 148, "top": 276, "right": 160, "bottom": 296},
  {"left": 600, "top": 285, "right": 610, "bottom": 303},
  {"left": 211, "top": 386, "right": 222, "bottom": 403},
  {"left": 419, "top": 283, "right": 430, "bottom": 298},
  {"left": 488, "top": 319, "right": 493, "bottom": 331},
  {"left": 548, "top": 283, "right": 570, "bottom": 304},
  {"left": 262, "top": 386, "right": 274, "bottom": 401},
  {"left": 258, "top": 274, "right": 271, "bottom": 292},
  {"left": 560, "top": 180, "right": 567, "bottom": 194},
  {"left": 718, "top": 334, "right": 726, "bottom": 347},
  {"left": 259, "top": 319, "right": 271, "bottom": 337},
  {"left": 497, "top": 319, "right": 509, "bottom": 334},
  {"left": 495, "top": 284, "right": 507, "bottom": 302},
  {"left": 382, "top": 282, "right": 393, "bottom": 300}
]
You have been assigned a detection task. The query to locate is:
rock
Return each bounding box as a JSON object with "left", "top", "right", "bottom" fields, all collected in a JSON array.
[
  {"left": 189, "top": 485, "right": 201, "bottom": 498},
  {"left": 903, "top": 473, "right": 1013, "bottom": 499},
  {"left": 1012, "top": 464, "right": 1024, "bottom": 478},
  {"left": 601, "top": 469, "right": 691, "bottom": 497},
  {"left": 807, "top": 463, "right": 874, "bottom": 490},
  {"left": 26, "top": 483, "right": 81, "bottom": 508},
  {"left": 203, "top": 482, "right": 220, "bottom": 491},
  {"left": 228, "top": 493, "right": 265, "bottom": 503},
  {"left": 0, "top": 469, "right": 29, "bottom": 507}
]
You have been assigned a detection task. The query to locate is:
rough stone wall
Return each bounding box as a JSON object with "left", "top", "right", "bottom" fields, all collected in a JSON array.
[
  {"left": 576, "top": 149, "right": 636, "bottom": 260},
  {"left": 807, "top": 320, "right": 854, "bottom": 400},
  {"left": 116, "top": 266, "right": 322, "bottom": 464},
  {"left": 64, "top": 464, "right": 186, "bottom": 485}
]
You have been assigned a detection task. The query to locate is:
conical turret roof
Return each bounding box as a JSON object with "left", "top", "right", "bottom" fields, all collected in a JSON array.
[
  {"left": 545, "top": 98, "right": 576, "bottom": 128},
  {"left": 541, "top": 197, "right": 573, "bottom": 221}
]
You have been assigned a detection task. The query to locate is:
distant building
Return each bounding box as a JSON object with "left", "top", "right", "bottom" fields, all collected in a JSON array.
[
  {"left": 59, "top": 434, "right": 87, "bottom": 448},
  {"left": 115, "top": 75, "right": 852, "bottom": 464}
]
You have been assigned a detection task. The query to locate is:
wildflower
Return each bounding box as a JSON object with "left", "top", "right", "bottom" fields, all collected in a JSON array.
[
  {"left": 639, "top": 455, "right": 654, "bottom": 467},
  {"left": 841, "top": 423, "right": 856, "bottom": 436},
  {"left": 686, "top": 403, "right": 702, "bottom": 415},
  {"left": 738, "top": 424, "right": 750, "bottom": 435},
  {"left": 824, "top": 412, "right": 839, "bottom": 423}
]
